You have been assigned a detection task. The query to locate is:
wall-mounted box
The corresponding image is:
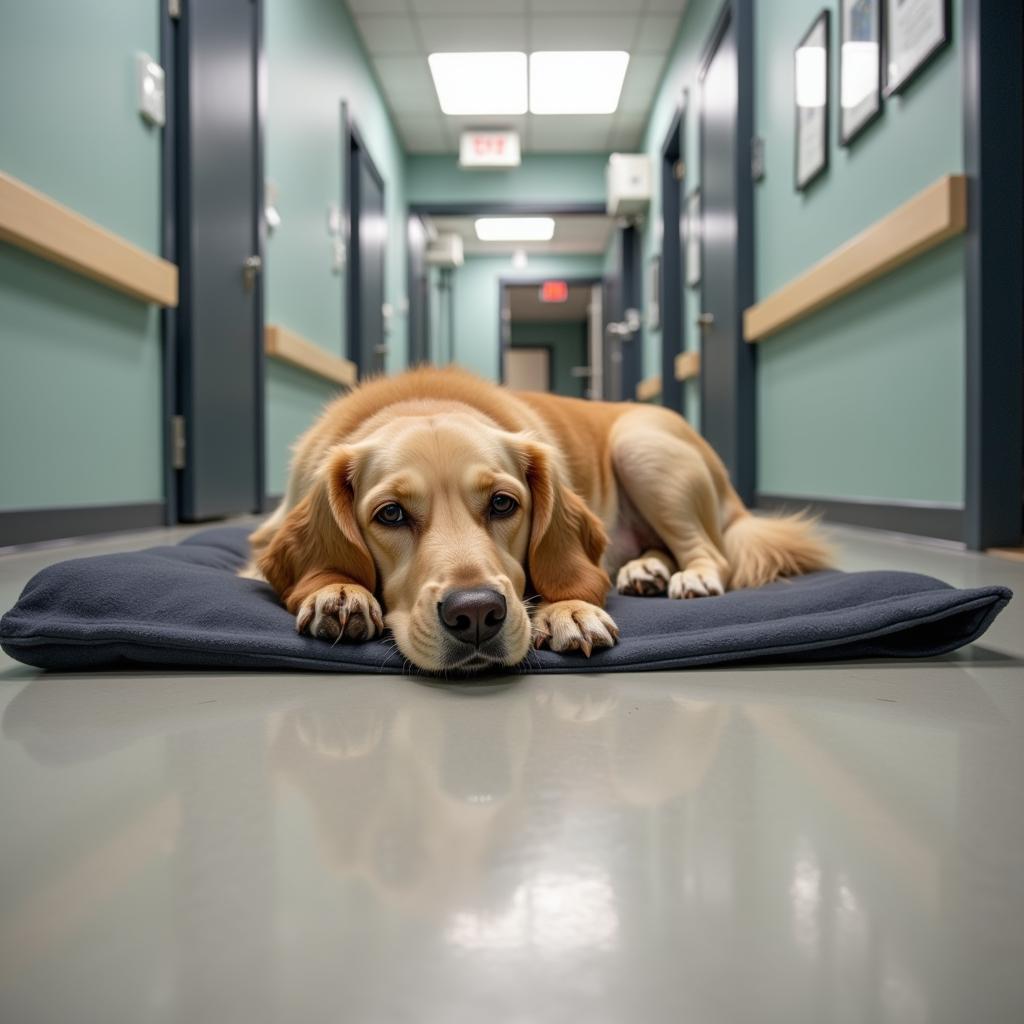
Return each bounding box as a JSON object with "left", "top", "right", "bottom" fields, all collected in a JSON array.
[
  {"left": 606, "top": 153, "right": 651, "bottom": 216},
  {"left": 426, "top": 232, "right": 464, "bottom": 268}
]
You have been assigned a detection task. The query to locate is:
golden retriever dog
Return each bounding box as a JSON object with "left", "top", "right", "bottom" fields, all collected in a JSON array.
[{"left": 247, "top": 366, "right": 830, "bottom": 673}]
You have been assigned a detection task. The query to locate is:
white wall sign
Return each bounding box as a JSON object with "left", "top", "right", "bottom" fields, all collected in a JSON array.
[{"left": 459, "top": 131, "right": 521, "bottom": 169}]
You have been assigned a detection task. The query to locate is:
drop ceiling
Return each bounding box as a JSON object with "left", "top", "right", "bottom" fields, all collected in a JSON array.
[
  {"left": 345, "top": 0, "right": 689, "bottom": 154},
  {"left": 427, "top": 214, "right": 613, "bottom": 255}
]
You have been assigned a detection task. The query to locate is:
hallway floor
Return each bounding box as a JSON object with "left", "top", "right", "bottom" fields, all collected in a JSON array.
[{"left": 0, "top": 524, "right": 1021, "bottom": 1023}]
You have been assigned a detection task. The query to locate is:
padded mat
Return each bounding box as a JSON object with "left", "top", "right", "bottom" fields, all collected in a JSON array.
[{"left": 0, "top": 527, "right": 1012, "bottom": 674}]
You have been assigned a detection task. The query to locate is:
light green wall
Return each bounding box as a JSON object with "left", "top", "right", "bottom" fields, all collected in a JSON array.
[
  {"left": 754, "top": 0, "right": 964, "bottom": 503},
  {"left": 406, "top": 154, "right": 608, "bottom": 206},
  {"left": 758, "top": 244, "right": 965, "bottom": 502},
  {"left": 640, "top": 0, "right": 965, "bottom": 503},
  {"left": 264, "top": 0, "right": 408, "bottom": 495},
  {"left": 0, "top": 0, "right": 163, "bottom": 512},
  {"left": 450, "top": 255, "right": 605, "bottom": 382},
  {"left": 510, "top": 321, "right": 588, "bottom": 398},
  {"left": 639, "top": 0, "right": 721, "bottom": 429}
]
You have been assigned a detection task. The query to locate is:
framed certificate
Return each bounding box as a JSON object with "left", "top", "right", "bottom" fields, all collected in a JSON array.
[
  {"left": 794, "top": 10, "right": 831, "bottom": 191},
  {"left": 883, "top": 0, "right": 951, "bottom": 96},
  {"left": 840, "top": 0, "right": 882, "bottom": 145}
]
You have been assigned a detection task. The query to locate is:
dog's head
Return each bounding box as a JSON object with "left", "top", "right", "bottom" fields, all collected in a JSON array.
[{"left": 260, "top": 411, "right": 609, "bottom": 673}]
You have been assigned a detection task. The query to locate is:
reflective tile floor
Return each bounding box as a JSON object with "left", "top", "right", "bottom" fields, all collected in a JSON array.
[{"left": 1, "top": 524, "right": 1022, "bottom": 1023}]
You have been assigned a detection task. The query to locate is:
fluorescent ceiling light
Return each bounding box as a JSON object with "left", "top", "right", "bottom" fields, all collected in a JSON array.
[
  {"left": 529, "top": 51, "right": 629, "bottom": 115},
  {"left": 428, "top": 52, "right": 527, "bottom": 115},
  {"left": 475, "top": 217, "right": 555, "bottom": 242}
]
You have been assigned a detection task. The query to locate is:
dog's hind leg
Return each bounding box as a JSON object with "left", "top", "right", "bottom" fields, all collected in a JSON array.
[{"left": 610, "top": 408, "right": 731, "bottom": 599}]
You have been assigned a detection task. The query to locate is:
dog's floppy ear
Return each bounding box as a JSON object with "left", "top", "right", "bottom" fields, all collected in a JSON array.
[
  {"left": 516, "top": 438, "right": 610, "bottom": 606},
  {"left": 258, "top": 446, "right": 376, "bottom": 609}
]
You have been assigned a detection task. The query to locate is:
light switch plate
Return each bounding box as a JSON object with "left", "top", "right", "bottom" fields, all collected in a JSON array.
[{"left": 136, "top": 53, "right": 166, "bottom": 127}]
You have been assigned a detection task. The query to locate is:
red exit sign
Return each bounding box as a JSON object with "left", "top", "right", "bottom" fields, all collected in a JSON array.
[
  {"left": 459, "top": 130, "right": 521, "bottom": 168},
  {"left": 539, "top": 280, "right": 569, "bottom": 303}
]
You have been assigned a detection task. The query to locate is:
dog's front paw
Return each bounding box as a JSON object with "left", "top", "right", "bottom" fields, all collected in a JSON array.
[
  {"left": 667, "top": 567, "right": 724, "bottom": 599},
  {"left": 616, "top": 556, "right": 670, "bottom": 596},
  {"left": 296, "top": 584, "right": 384, "bottom": 643},
  {"left": 532, "top": 600, "right": 619, "bottom": 657}
]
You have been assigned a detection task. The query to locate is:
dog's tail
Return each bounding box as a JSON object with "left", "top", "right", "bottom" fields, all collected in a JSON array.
[{"left": 722, "top": 508, "right": 833, "bottom": 590}]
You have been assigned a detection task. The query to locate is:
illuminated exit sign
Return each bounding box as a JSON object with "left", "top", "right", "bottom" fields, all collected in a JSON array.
[
  {"left": 459, "top": 130, "right": 521, "bottom": 168},
  {"left": 539, "top": 280, "right": 569, "bottom": 303}
]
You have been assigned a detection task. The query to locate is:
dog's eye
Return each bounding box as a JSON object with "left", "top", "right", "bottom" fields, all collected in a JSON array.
[
  {"left": 489, "top": 493, "right": 518, "bottom": 518},
  {"left": 374, "top": 502, "right": 407, "bottom": 526}
]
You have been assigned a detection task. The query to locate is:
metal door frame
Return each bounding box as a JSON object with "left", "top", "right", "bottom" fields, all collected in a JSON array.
[
  {"left": 497, "top": 275, "right": 603, "bottom": 389},
  {"left": 659, "top": 90, "right": 688, "bottom": 413},
  {"left": 697, "top": 0, "right": 756, "bottom": 504},
  {"left": 161, "top": 0, "right": 267, "bottom": 521},
  {"left": 343, "top": 108, "right": 387, "bottom": 377},
  {"left": 962, "top": 0, "right": 1023, "bottom": 548},
  {"left": 406, "top": 200, "right": 609, "bottom": 385},
  {"left": 406, "top": 213, "right": 429, "bottom": 366}
]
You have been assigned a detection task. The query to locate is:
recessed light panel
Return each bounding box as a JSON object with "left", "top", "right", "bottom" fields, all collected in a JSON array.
[
  {"left": 428, "top": 52, "right": 528, "bottom": 115},
  {"left": 475, "top": 217, "right": 555, "bottom": 242},
  {"left": 529, "top": 51, "right": 630, "bottom": 115}
]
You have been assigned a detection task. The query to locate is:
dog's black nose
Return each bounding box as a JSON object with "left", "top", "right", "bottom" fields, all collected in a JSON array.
[{"left": 438, "top": 588, "right": 506, "bottom": 647}]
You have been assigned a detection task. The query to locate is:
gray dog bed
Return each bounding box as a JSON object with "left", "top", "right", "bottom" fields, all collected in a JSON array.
[{"left": 0, "top": 526, "right": 1011, "bottom": 674}]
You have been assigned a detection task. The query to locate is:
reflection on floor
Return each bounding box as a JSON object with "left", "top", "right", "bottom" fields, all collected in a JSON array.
[{"left": 0, "top": 523, "right": 1022, "bottom": 1022}]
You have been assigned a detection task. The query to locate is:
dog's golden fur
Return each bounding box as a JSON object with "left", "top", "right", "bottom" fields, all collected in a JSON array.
[{"left": 249, "top": 366, "right": 831, "bottom": 672}]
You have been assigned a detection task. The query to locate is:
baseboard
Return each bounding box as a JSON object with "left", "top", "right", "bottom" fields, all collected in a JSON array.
[
  {"left": 756, "top": 493, "right": 964, "bottom": 542},
  {"left": 0, "top": 502, "right": 167, "bottom": 547}
]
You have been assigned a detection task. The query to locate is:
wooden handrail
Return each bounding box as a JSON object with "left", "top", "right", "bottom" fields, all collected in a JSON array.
[
  {"left": 0, "top": 171, "right": 178, "bottom": 306},
  {"left": 744, "top": 174, "right": 967, "bottom": 342},
  {"left": 674, "top": 351, "right": 701, "bottom": 380},
  {"left": 265, "top": 324, "right": 357, "bottom": 388},
  {"left": 635, "top": 375, "right": 662, "bottom": 401}
]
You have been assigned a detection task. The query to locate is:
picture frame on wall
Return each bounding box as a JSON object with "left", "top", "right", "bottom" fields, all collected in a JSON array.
[
  {"left": 794, "top": 9, "right": 831, "bottom": 191},
  {"left": 794, "top": 9, "right": 827, "bottom": 192},
  {"left": 883, "top": 0, "right": 951, "bottom": 96},
  {"left": 684, "top": 187, "right": 701, "bottom": 288},
  {"left": 840, "top": 0, "right": 882, "bottom": 145}
]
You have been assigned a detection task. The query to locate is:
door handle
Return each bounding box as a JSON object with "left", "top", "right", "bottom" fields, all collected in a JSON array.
[
  {"left": 606, "top": 307, "right": 642, "bottom": 338},
  {"left": 242, "top": 254, "right": 262, "bottom": 293},
  {"left": 697, "top": 312, "right": 715, "bottom": 329}
]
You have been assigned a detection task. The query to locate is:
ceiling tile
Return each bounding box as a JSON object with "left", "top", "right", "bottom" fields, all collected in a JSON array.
[
  {"left": 646, "top": 0, "right": 689, "bottom": 12},
  {"left": 528, "top": 16, "right": 638, "bottom": 51},
  {"left": 395, "top": 111, "right": 446, "bottom": 135},
  {"left": 411, "top": 0, "right": 525, "bottom": 13},
  {"left": 348, "top": 0, "right": 410, "bottom": 13},
  {"left": 634, "top": 14, "right": 682, "bottom": 54},
  {"left": 608, "top": 124, "right": 645, "bottom": 151},
  {"left": 524, "top": 115, "right": 610, "bottom": 149},
  {"left": 373, "top": 56, "right": 436, "bottom": 93},
  {"left": 416, "top": 16, "right": 528, "bottom": 52},
  {"left": 383, "top": 89, "right": 442, "bottom": 116},
  {"left": 532, "top": 0, "right": 647, "bottom": 13},
  {"left": 616, "top": 55, "right": 668, "bottom": 114},
  {"left": 402, "top": 133, "right": 454, "bottom": 154},
  {"left": 353, "top": 15, "right": 421, "bottom": 54},
  {"left": 443, "top": 113, "right": 529, "bottom": 135}
]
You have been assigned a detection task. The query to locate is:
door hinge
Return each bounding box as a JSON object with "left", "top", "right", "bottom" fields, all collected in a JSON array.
[
  {"left": 171, "top": 415, "right": 187, "bottom": 470},
  {"left": 168, "top": 0, "right": 181, "bottom": 20}
]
